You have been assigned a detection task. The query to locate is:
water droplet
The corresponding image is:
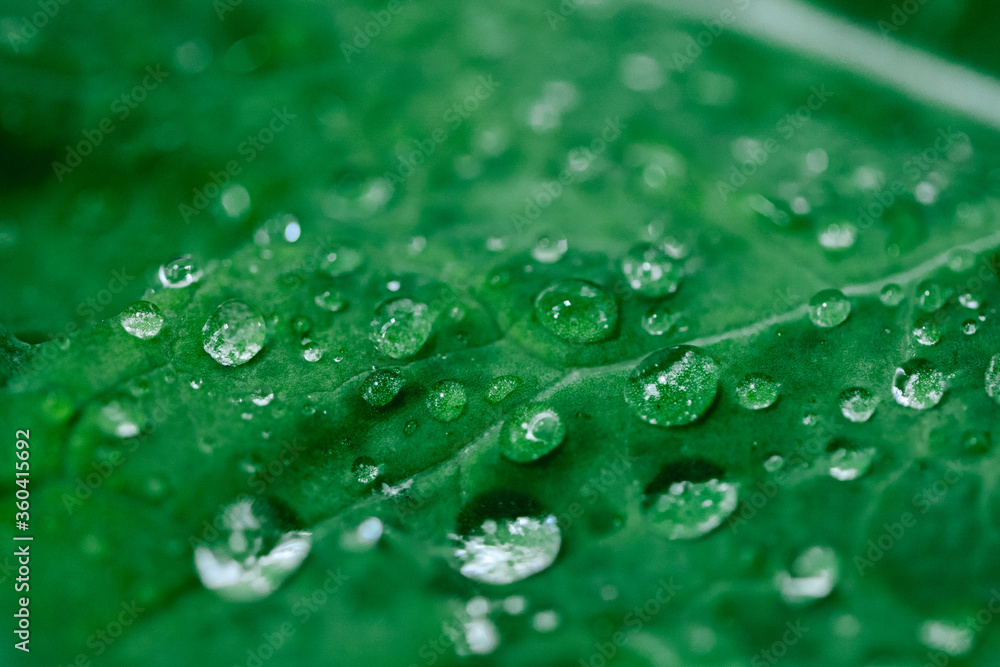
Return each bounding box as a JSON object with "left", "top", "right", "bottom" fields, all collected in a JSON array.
[
  {"left": 403, "top": 419, "right": 418, "bottom": 436},
  {"left": 319, "top": 244, "right": 364, "bottom": 277},
  {"left": 201, "top": 300, "right": 266, "bottom": 367},
  {"left": 919, "top": 620, "right": 974, "bottom": 657},
  {"left": 962, "top": 319, "right": 978, "bottom": 335},
  {"left": 735, "top": 374, "right": 780, "bottom": 410},
  {"left": 531, "top": 232, "right": 568, "bottom": 263},
  {"left": 352, "top": 456, "right": 384, "bottom": 484},
  {"left": 302, "top": 342, "right": 324, "bottom": 362},
  {"left": 624, "top": 345, "right": 719, "bottom": 427},
  {"left": 291, "top": 315, "right": 312, "bottom": 336},
  {"left": 314, "top": 290, "right": 348, "bottom": 312},
  {"left": 253, "top": 212, "right": 301, "bottom": 245},
  {"left": 620, "top": 243, "right": 681, "bottom": 296},
  {"left": 645, "top": 479, "right": 739, "bottom": 540},
  {"left": 193, "top": 497, "right": 311, "bottom": 602},
  {"left": 879, "top": 283, "right": 904, "bottom": 307},
  {"left": 763, "top": 455, "right": 785, "bottom": 473},
  {"left": 774, "top": 546, "right": 840, "bottom": 605},
  {"left": 534, "top": 279, "right": 618, "bottom": 344},
  {"left": 251, "top": 387, "right": 274, "bottom": 406},
  {"left": 808, "top": 289, "right": 850, "bottom": 328},
  {"left": 916, "top": 280, "right": 951, "bottom": 312},
  {"left": 959, "top": 292, "right": 981, "bottom": 309},
  {"left": 361, "top": 368, "right": 404, "bottom": 407},
  {"left": 641, "top": 302, "right": 682, "bottom": 336},
  {"left": 962, "top": 430, "right": 991, "bottom": 455},
  {"left": 828, "top": 446, "right": 876, "bottom": 480},
  {"left": 912, "top": 318, "right": 941, "bottom": 346},
  {"left": 120, "top": 301, "right": 164, "bottom": 339},
  {"left": 985, "top": 354, "right": 1000, "bottom": 404},
  {"left": 97, "top": 400, "right": 146, "bottom": 438},
  {"left": 893, "top": 359, "right": 946, "bottom": 410},
  {"left": 500, "top": 403, "right": 565, "bottom": 462},
  {"left": 838, "top": 387, "right": 877, "bottom": 422},
  {"left": 426, "top": 380, "right": 467, "bottom": 422},
  {"left": 818, "top": 222, "right": 857, "bottom": 251},
  {"left": 158, "top": 254, "right": 203, "bottom": 288},
  {"left": 485, "top": 375, "right": 522, "bottom": 404},
  {"left": 370, "top": 298, "right": 433, "bottom": 358},
  {"left": 453, "top": 515, "right": 561, "bottom": 585}
]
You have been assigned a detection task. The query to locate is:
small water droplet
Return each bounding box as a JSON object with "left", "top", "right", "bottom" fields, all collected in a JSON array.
[
  {"left": 426, "top": 380, "right": 467, "bottom": 422},
  {"left": 818, "top": 222, "right": 857, "bottom": 251},
  {"left": 500, "top": 403, "right": 565, "bottom": 462},
  {"left": 879, "top": 283, "right": 904, "bottom": 307},
  {"left": 985, "top": 354, "right": 1000, "bottom": 404},
  {"left": 251, "top": 387, "right": 274, "bottom": 406},
  {"left": 919, "top": 620, "right": 974, "bottom": 657},
  {"left": 403, "top": 419, "right": 418, "bottom": 436},
  {"left": 370, "top": 298, "right": 433, "bottom": 358},
  {"left": 193, "top": 497, "right": 311, "bottom": 602},
  {"left": 361, "top": 368, "right": 404, "bottom": 407},
  {"left": 291, "top": 315, "right": 312, "bottom": 336},
  {"left": 352, "top": 456, "right": 384, "bottom": 484},
  {"left": 735, "top": 374, "right": 780, "bottom": 410},
  {"left": 962, "top": 319, "right": 978, "bottom": 335},
  {"left": 319, "top": 244, "right": 364, "bottom": 277},
  {"left": 531, "top": 232, "right": 568, "bottom": 263},
  {"left": 893, "top": 359, "right": 946, "bottom": 410},
  {"left": 641, "top": 302, "right": 682, "bottom": 336},
  {"left": 314, "top": 290, "right": 348, "bottom": 312},
  {"left": 763, "top": 455, "right": 785, "bottom": 473},
  {"left": 158, "top": 254, "right": 203, "bottom": 289},
  {"left": 201, "top": 300, "right": 266, "bottom": 366},
  {"left": 485, "top": 375, "right": 522, "bottom": 404},
  {"left": 912, "top": 317, "right": 941, "bottom": 346},
  {"left": 624, "top": 345, "right": 719, "bottom": 427},
  {"left": 120, "top": 301, "right": 164, "bottom": 339},
  {"left": 534, "top": 279, "right": 618, "bottom": 344},
  {"left": 958, "top": 292, "right": 981, "bottom": 309},
  {"left": 774, "top": 545, "right": 840, "bottom": 605},
  {"left": 621, "top": 243, "right": 681, "bottom": 296},
  {"left": 916, "top": 280, "right": 951, "bottom": 312},
  {"left": 838, "top": 387, "right": 878, "bottom": 422},
  {"left": 97, "top": 400, "right": 146, "bottom": 438},
  {"left": 302, "top": 342, "right": 324, "bottom": 362},
  {"left": 645, "top": 479, "right": 738, "bottom": 540},
  {"left": 828, "top": 446, "right": 876, "bottom": 480},
  {"left": 808, "top": 289, "right": 850, "bottom": 328}
]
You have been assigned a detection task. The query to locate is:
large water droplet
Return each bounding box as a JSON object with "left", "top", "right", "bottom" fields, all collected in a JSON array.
[
  {"left": 120, "top": 301, "right": 164, "bottom": 339},
  {"left": 838, "top": 387, "right": 877, "bottom": 422},
  {"left": 485, "top": 375, "right": 522, "bottom": 404},
  {"left": 735, "top": 374, "right": 780, "bottom": 410},
  {"left": 985, "top": 354, "right": 1000, "bottom": 404},
  {"left": 624, "top": 345, "right": 719, "bottom": 427},
  {"left": 370, "top": 298, "right": 433, "bottom": 358},
  {"left": 620, "top": 243, "right": 681, "bottom": 296},
  {"left": 774, "top": 546, "right": 840, "bottom": 605},
  {"left": 892, "top": 359, "right": 946, "bottom": 410},
  {"left": 534, "top": 279, "right": 617, "bottom": 344},
  {"left": 361, "top": 368, "right": 404, "bottom": 407},
  {"left": 193, "top": 497, "right": 311, "bottom": 602},
  {"left": 427, "top": 380, "right": 467, "bottom": 422},
  {"left": 645, "top": 479, "right": 739, "bottom": 540},
  {"left": 500, "top": 403, "right": 565, "bottom": 462},
  {"left": 452, "top": 515, "right": 561, "bottom": 585},
  {"left": 158, "top": 254, "right": 203, "bottom": 288},
  {"left": 201, "top": 300, "right": 266, "bottom": 367},
  {"left": 808, "top": 289, "right": 850, "bottom": 328}
]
